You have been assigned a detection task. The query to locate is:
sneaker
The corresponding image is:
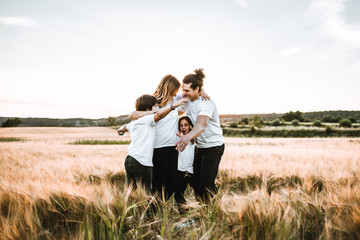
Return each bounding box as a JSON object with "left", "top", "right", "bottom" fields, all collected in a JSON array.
[{"left": 176, "top": 219, "right": 195, "bottom": 230}]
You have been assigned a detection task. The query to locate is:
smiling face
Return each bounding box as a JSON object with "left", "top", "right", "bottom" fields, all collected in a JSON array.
[
  {"left": 179, "top": 118, "right": 191, "bottom": 135},
  {"left": 182, "top": 83, "right": 199, "bottom": 101}
]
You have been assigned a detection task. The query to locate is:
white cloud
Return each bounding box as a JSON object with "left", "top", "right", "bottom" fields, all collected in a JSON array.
[
  {"left": 280, "top": 44, "right": 311, "bottom": 56},
  {"left": 307, "top": 0, "right": 360, "bottom": 46},
  {"left": 349, "top": 61, "right": 360, "bottom": 75},
  {"left": 234, "top": 0, "right": 248, "bottom": 8},
  {"left": 0, "top": 16, "right": 39, "bottom": 28},
  {"left": 175, "top": 28, "right": 190, "bottom": 35}
]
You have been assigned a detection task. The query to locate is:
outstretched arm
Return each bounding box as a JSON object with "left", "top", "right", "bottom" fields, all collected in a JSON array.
[
  {"left": 128, "top": 110, "right": 158, "bottom": 120},
  {"left": 175, "top": 115, "right": 210, "bottom": 151},
  {"left": 154, "top": 98, "right": 189, "bottom": 122},
  {"left": 117, "top": 125, "right": 128, "bottom": 136}
]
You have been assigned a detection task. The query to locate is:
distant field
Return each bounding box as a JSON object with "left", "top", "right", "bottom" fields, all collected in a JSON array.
[{"left": 0, "top": 127, "right": 360, "bottom": 239}]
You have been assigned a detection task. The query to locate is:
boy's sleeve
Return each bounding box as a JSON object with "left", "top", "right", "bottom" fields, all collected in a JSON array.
[
  {"left": 198, "top": 100, "right": 213, "bottom": 118},
  {"left": 126, "top": 121, "right": 133, "bottom": 132},
  {"left": 146, "top": 115, "right": 156, "bottom": 127}
]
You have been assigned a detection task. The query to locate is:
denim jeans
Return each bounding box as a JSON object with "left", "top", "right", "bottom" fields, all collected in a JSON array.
[
  {"left": 192, "top": 144, "right": 225, "bottom": 203},
  {"left": 124, "top": 155, "right": 153, "bottom": 193}
]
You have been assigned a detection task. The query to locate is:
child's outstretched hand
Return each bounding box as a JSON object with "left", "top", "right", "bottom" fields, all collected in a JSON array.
[{"left": 117, "top": 125, "right": 127, "bottom": 136}]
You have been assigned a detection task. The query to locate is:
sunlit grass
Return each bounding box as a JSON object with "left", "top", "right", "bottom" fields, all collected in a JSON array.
[
  {"left": 0, "top": 127, "right": 359, "bottom": 239},
  {"left": 71, "top": 139, "right": 131, "bottom": 145},
  {"left": 0, "top": 137, "right": 23, "bottom": 142}
]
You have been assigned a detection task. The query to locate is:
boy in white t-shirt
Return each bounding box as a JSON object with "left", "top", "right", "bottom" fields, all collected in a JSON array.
[
  {"left": 118, "top": 94, "right": 188, "bottom": 193},
  {"left": 174, "top": 116, "right": 195, "bottom": 214}
]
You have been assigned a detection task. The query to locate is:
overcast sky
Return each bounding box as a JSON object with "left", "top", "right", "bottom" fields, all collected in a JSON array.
[{"left": 1, "top": 0, "right": 359, "bottom": 118}]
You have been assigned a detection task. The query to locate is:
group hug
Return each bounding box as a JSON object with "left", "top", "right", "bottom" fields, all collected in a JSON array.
[{"left": 118, "top": 68, "right": 225, "bottom": 214}]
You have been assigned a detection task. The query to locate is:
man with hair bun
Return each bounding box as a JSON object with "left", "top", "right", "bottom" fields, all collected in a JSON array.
[{"left": 176, "top": 68, "right": 225, "bottom": 203}]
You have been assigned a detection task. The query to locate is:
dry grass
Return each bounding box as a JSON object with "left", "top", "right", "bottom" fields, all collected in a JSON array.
[{"left": 0, "top": 127, "right": 360, "bottom": 239}]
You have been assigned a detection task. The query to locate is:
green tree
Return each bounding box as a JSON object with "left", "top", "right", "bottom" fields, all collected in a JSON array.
[
  {"left": 271, "top": 119, "right": 280, "bottom": 126},
  {"left": 229, "top": 122, "right": 238, "bottom": 128},
  {"left": 250, "top": 115, "right": 263, "bottom": 128},
  {"left": 349, "top": 117, "right": 357, "bottom": 123},
  {"left": 239, "top": 117, "right": 249, "bottom": 125},
  {"left": 322, "top": 115, "right": 335, "bottom": 123},
  {"left": 106, "top": 116, "right": 116, "bottom": 126},
  {"left": 339, "top": 119, "right": 352, "bottom": 128},
  {"left": 282, "top": 111, "right": 304, "bottom": 122},
  {"left": 325, "top": 126, "right": 332, "bottom": 135},
  {"left": 313, "top": 120, "right": 322, "bottom": 127},
  {"left": 291, "top": 119, "right": 299, "bottom": 127},
  {"left": 2, "top": 118, "right": 22, "bottom": 127}
]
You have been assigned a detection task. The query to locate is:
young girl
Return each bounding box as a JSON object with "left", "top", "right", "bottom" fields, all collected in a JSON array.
[{"left": 175, "top": 116, "right": 195, "bottom": 214}]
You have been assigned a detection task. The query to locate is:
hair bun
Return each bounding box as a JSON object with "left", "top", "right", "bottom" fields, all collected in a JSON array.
[{"left": 194, "top": 68, "right": 205, "bottom": 81}]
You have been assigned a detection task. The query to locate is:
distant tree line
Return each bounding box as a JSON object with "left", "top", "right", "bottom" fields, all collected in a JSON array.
[
  {"left": 0, "top": 116, "right": 131, "bottom": 127},
  {"left": 1, "top": 118, "right": 22, "bottom": 127},
  {"left": 228, "top": 110, "right": 360, "bottom": 129}
]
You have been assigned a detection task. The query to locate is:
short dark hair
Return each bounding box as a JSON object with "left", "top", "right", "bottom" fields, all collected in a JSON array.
[
  {"left": 178, "top": 115, "right": 194, "bottom": 132},
  {"left": 183, "top": 68, "right": 205, "bottom": 92},
  {"left": 135, "top": 94, "right": 157, "bottom": 111}
]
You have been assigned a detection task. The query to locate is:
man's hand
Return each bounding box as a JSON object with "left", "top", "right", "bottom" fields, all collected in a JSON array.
[{"left": 175, "top": 132, "right": 190, "bottom": 152}]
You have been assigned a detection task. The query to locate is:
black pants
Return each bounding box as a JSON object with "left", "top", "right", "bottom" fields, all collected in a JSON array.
[
  {"left": 193, "top": 144, "right": 225, "bottom": 203},
  {"left": 152, "top": 146, "right": 178, "bottom": 200},
  {"left": 124, "top": 155, "right": 152, "bottom": 194},
  {"left": 175, "top": 171, "right": 193, "bottom": 214}
]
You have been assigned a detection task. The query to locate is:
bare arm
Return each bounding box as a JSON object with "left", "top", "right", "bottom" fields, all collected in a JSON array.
[
  {"left": 128, "top": 110, "right": 157, "bottom": 120},
  {"left": 175, "top": 115, "right": 210, "bottom": 151},
  {"left": 154, "top": 98, "right": 189, "bottom": 122},
  {"left": 117, "top": 124, "right": 128, "bottom": 136}
]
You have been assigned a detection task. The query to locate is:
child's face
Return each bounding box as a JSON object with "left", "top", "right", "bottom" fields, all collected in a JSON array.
[{"left": 179, "top": 119, "right": 191, "bottom": 135}]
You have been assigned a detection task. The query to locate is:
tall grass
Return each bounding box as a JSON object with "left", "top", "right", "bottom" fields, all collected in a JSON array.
[
  {"left": 0, "top": 137, "right": 23, "bottom": 142},
  {"left": 71, "top": 139, "right": 131, "bottom": 145},
  {"left": 0, "top": 128, "right": 359, "bottom": 239},
  {"left": 1, "top": 171, "right": 359, "bottom": 239}
]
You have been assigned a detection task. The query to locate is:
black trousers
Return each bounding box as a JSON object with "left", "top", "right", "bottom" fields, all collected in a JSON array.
[
  {"left": 152, "top": 146, "right": 179, "bottom": 200},
  {"left": 192, "top": 144, "right": 225, "bottom": 203},
  {"left": 175, "top": 171, "right": 193, "bottom": 214},
  {"left": 124, "top": 155, "right": 153, "bottom": 194}
]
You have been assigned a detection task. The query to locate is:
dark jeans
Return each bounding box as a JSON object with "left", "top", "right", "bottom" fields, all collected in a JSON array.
[
  {"left": 152, "top": 146, "right": 178, "bottom": 200},
  {"left": 175, "top": 171, "right": 193, "bottom": 214},
  {"left": 124, "top": 155, "right": 153, "bottom": 193},
  {"left": 193, "top": 144, "right": 225, "bottom": 203}
]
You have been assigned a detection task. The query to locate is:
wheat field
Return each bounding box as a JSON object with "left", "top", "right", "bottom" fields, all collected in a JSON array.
[{"left": 1, "top": 127, "right": 360, "bottom": 239}]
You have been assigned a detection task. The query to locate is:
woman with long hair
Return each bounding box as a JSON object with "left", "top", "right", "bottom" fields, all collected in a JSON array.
[{"left": 129, "top": 73, "right": 209, "bottom": 200}]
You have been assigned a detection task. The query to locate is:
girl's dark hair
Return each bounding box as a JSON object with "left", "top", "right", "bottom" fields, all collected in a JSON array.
[
  {"left": 178, "top": 116, "right": 194, "bottom": 132},
  {"left": 135, "top": 94, "right": 157, "bottom": 111},
  {"left": 183, "top": 68, "right": 205, "bottom": 92}
]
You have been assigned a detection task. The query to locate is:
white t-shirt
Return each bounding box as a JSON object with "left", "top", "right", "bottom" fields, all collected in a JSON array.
[
  {"left": 181, "top": 97, "right": 224, "bottom": 148},
  {"left": 178, "top": 141, "right": 195, "bottom": 173},
  {"left": 154, "top": 96, "right": 184, "bottom": 148},
  {"left": 127, "top": 114, "right": 156, "bottom": 167}
]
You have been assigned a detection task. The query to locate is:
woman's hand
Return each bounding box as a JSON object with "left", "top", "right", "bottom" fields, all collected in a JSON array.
[
  {"left": 173, "top": 98, "right": 189, "bottom": 108},
  {"left": 199, "top": 89, "right": 210, "bottom": 101}
]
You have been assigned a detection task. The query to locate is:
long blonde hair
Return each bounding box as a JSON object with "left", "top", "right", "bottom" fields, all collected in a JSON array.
[{"left": 153, "top": 74, "right": 181, "bottom": 107}]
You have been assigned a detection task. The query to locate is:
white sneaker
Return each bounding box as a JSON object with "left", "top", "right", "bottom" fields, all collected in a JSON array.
[{"left": 176, "top": 219, "right": 195, "bottom": 230}]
